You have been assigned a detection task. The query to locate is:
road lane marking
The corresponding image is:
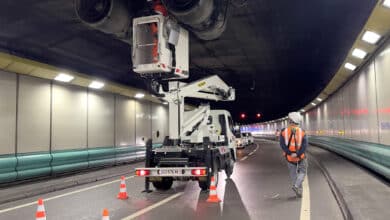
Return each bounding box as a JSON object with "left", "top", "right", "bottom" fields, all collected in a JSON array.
[
  {"left": 0, "top": 175, "right": 135, "bottom": 214},
  {"left": 300, "top": 176, "right": 311, "bottom": 220},
  {"left": 255, "top": 144, "right": 259, "bottom": 151},
  {"left": 240, "top": 156, "right": 248, "bottom": 161},
  {"left": 248, "top": 152, "right": 254, "bottom": 156},
  {"left": 121, "top": 192, "right": 184, "bottom": 220}
]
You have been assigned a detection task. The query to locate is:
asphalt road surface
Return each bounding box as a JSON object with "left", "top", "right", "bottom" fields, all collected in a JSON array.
[{"left": 0, "top": 140, "right": 346, "bottom": 220}]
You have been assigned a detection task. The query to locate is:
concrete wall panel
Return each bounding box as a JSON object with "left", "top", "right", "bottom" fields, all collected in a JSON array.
[
  {"left": 0, "top": 71, "right": 16, "bottom": 154},
  {"left": 52, "top": 84, "right": 87, "bottom": 150},
  {"left": 87, "top": 91, "right": 115, "bottom": 148},
  {"left": 135, "top": 101, "right": 151, "bottom": 146},
  {"left": 115, "top": 96, "right": 136, "bottom": 147},
  {"left": 342, "top": 85, "right": 352, "bottom": 139},
  {"left": 375, "top": 43, "right": 390, "bottom": 145},
  {"left": 17, "top": 76, "right": 51, "bottom": 153}
]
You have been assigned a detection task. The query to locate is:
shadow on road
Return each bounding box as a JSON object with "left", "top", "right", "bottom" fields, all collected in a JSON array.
[{"left": 221, "top": 178, "right": 251, "bottom": 220}]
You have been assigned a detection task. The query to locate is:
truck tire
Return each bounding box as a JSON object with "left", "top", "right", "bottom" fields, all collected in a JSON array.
[
  {"left": 152, "top": 177, "right": 173, "bottom": 190},
  {"left": 198, "top": 180, "right": 209, "bottom": 191},
  {"left": 198, "top": 161, "right": 219, "bottom": 191},
  {"left": 225, "top": 158, "right": 234, "bottom": 179}
]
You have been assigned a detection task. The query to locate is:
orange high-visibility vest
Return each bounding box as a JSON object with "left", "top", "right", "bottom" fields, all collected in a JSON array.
[{"left": 281, "top": 126, "right": 305, "bottom": 163}]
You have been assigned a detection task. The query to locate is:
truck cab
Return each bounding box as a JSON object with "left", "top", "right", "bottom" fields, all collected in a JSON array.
[{"left": 208, "top": 110, "right": 237, "bottom": 161}]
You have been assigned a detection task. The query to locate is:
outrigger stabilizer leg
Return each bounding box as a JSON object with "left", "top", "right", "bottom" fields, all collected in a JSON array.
[{"left": 142, "top": 139, "right": 153, "bottom": 193}]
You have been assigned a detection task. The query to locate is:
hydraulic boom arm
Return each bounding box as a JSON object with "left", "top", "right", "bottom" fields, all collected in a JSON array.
[{"left": 160, "top": 75, "right": 235, "bottom": 141}]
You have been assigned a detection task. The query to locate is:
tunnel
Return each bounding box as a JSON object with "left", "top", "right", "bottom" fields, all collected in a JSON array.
[{"left": 0, "top": 0, "right": 389, "bottom": 220}]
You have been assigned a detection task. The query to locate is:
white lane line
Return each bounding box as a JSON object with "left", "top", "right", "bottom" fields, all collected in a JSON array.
[
  {"left": 248, "top": 152, "right": 254, "bottom": 156},
  {"left": 0, "top": 176, "right": 134, "bottom": 214},
  {"left": 121, "top": 192, "right": 184, "bottom": 220},
  {"left": 300, "top": 176, "right": 311, "bottom": 220},
  {"left": 241, "top": 156, "right": 249, "bottom": 161}
]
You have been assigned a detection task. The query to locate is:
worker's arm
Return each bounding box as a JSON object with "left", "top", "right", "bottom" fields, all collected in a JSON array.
[
  {"left": 279, "top": 130, "right": 292, "bottom": 155},
  {"left": 296, "top": 134, "right": 308, "bottom": 156}
]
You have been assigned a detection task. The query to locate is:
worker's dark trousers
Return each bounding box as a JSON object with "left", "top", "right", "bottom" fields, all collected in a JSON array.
[{"left": 287, "top": 158, "right": 307, "bottom": 189}]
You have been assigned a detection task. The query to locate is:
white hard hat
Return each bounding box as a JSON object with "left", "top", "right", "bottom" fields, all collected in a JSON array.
[{"left": 288, "top": 112, "right": 302, "bottom": 124}]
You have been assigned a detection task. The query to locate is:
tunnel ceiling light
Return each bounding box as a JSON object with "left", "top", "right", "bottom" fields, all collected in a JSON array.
[
  {"left": 54, "top": 73, "right": 74, "bottom": 82},
  {"left": 383, "top": 0, "right": 390, "bottom": 8},
  {"left": 362, "top": 31, "right": 381, "bottom": 44},
  {"left": 89, "top": 81, "right": 105, "bottom": 89},
  {"left": 311, "top": 102, "right": 316, "bottom": 106},
  {"left": 352, "top": 48, "right": 367, "bottom": 59},
  {"left": 344, "top": 63, "right": 357, "bottom": 71},
  {"left": 316, "top": 98, "right": 322, "bottom": 102},
  {"left": 135, "top": 93, "right": 145, "bottom": 99}
]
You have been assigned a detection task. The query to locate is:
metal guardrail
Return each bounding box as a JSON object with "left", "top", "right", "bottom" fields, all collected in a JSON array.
[
  {"left": 309, "top": 136, "right": 390, "bottom": 180},
  {"left": 0, "top": 144, "right": 162, "bottom": 184},
  {"left": 253, "top": 134, "right": 390, "bottom": 180}
]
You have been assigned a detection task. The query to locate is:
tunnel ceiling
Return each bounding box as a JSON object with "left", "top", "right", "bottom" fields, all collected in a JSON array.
[{"left": 0, "top": 0, "right": 377, "bottom": 122}]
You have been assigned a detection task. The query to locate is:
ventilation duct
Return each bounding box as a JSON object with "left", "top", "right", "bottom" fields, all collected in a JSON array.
[
  {"left": 162, "top": 0, "right": 229, "bottom": 40},
  {"left": 75, "top": 0, "right": 134, "bottom": 43}
]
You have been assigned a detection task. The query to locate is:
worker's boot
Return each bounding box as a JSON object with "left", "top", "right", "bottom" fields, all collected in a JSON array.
[{"left": 292, "top": 185, "right": 302, "bottom": 198}]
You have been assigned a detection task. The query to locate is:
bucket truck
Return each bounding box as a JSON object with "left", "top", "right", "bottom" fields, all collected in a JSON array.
[{"left": 132, "top": 12, "right": 236, "bottom": 190}]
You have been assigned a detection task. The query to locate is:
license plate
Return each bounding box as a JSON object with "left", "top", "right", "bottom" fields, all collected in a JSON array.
[{"left": 158, "top": 169, "right": 181, "bottom": 175}]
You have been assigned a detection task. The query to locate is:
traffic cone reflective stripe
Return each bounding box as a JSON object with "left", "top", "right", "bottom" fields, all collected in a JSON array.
[
  {"left": 210, "top": 177, "right": 216, "bottom": 186},
  {"left": 206, "top": 176, "right": 221, "bottom": 203},
  {"left": 117, "top": 176, "right": 128, "bottom": 200},
  {"left": 36, "top": 198, "right": 46, "bottom": 220},
  {"left": 102, "top": 208, "right": 110, "bottom": 220}
]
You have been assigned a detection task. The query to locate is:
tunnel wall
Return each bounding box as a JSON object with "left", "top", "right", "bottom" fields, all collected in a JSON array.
[
  {"left": 303, "top": 42, "right": 390, "bottom": 145},
  {"left": 248, "top": 41, "right": 390, "bottom": 145},
  {"left": 0, "top": 71, "right": 168, "bottom": 183},
  {"left": 246, "top": 41, "right": 390, "bottom": 180}
]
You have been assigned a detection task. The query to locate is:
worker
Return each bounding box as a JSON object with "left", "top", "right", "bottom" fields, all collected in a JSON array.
[{"left": 279, "top": 112, "right": 308, "bottom": 198}]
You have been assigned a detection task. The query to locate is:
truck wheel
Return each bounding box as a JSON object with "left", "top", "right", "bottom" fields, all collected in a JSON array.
[
  {"left": 198, "top": 162, "right": 219, "bottom": 191},
  {"left": 198, "top": 180, "right": 209, "bottom": 191},
  {"left": 225, "top": 158, "right": 234, "bottom": 179},
  {"left": 152, "top": 177, "right": 173, "bottom": 190}
]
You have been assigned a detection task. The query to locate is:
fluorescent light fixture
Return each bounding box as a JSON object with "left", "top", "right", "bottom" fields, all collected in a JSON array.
[
  {"left": 316, "top": 98, "right": 322, "bottom": 102},
  {"left": 134, "top": 93, "right": 145, "bottom": 99},
  {"left": 362, "top": 31, "right": 381, "bottom": 44},
  {"left": 344, "top": 63, "right": 356, "bottom": 71},
  {"left": 383, "top": 0, "right": 390, "bottom": 8},
  {"left": 89, "top": 81, "right": 104, "bottom": 89},
  {"left": 352, "top": 48, "right": 367, "bottom": 59},
  {"left": 300, "top": 109, "right": 305, "bottom": 112},
  {"left": 311, "top": 102, "right": 316, "bottom": 106},
  {"left": 54, "top": 73, "right": 74, "bottom": 82},
  {"left": 162, "top": 101, "right": 168, "bottom": 105}
]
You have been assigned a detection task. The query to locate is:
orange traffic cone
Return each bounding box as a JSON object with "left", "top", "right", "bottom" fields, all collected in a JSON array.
[
  {"left": 35, "top": 198, "right": 46, "bottom": 220},
  {"left": 117, "top": 176, "right": 128, "bottom": 200},
  {"left": 102, "top": 208, "right": 110, "bottom": 220},
  {"left": 206, "top": 176, "right": 221, "bottom": 203}
]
